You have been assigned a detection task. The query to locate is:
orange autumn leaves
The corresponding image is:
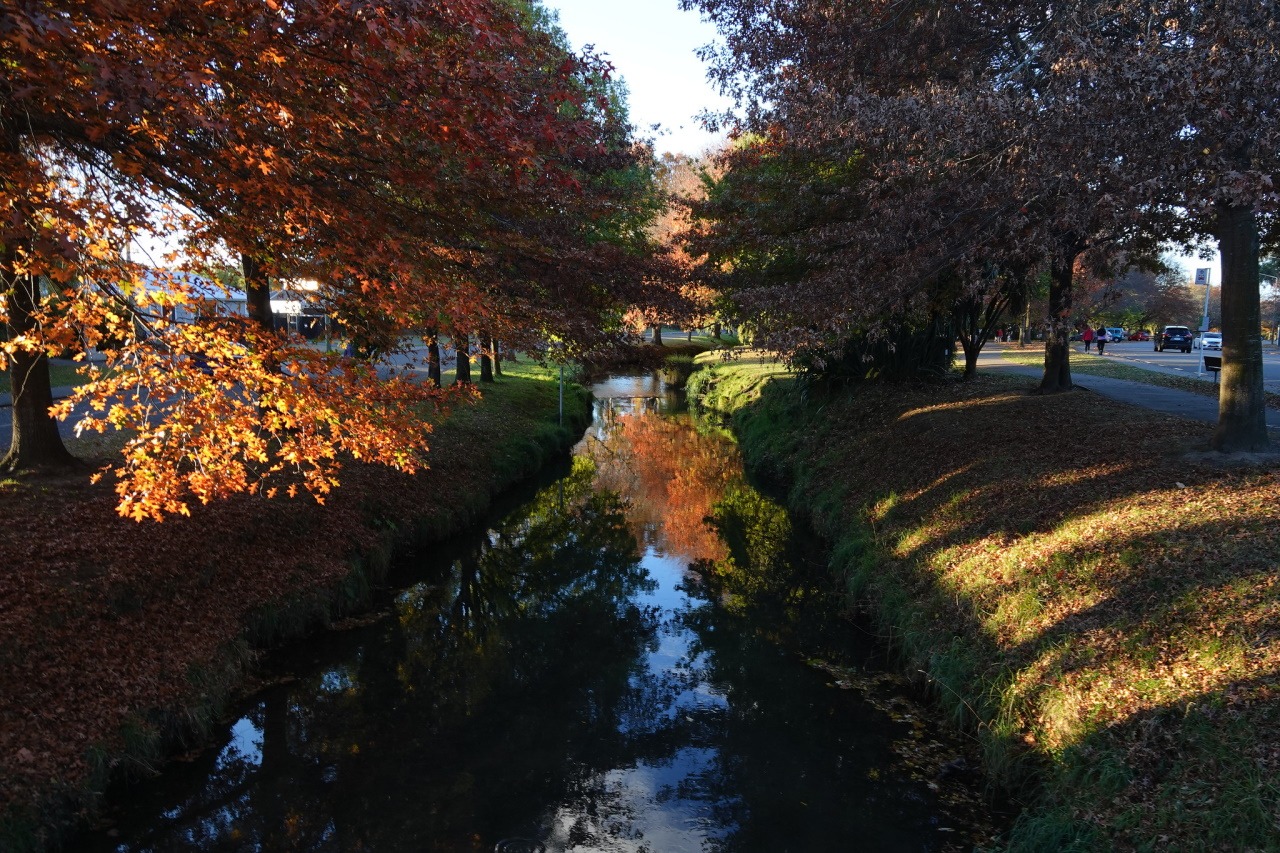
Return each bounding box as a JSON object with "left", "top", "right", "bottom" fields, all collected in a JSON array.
[{"left": 587, "top": 402, "right": 737, "bottom": 564}]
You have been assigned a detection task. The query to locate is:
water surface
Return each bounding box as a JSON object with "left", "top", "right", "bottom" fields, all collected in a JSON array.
[{"left": 75, "top": 373, "right": 996, "bottom": 852}]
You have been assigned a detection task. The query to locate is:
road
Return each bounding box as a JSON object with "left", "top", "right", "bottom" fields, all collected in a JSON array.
[{"left": 1090, "top": 340, "right": 1280, "bottom": 386}]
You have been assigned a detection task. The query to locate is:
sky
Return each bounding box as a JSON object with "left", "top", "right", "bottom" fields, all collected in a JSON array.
[{"left": 547, "top": 0, "right": 732, "bottom": 157}]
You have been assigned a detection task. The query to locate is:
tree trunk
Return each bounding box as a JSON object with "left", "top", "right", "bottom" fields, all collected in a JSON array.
[
  {"left": 961, "top": 339, "right": 979, "bottom": 378},
  {"left": 1037, "top": 255, "right": 1076, "bottom": 393},
  {"left": 1212, "top": 201, "right": 1270, "bottom": 452},
  {"left": 493, "top": 339, "right": 503, "bottom": 377},
  {"left": 1, "top": 249, "right": 78, "bottom": 473},
  {"left": 713, "top": 321, "right": 722, "bottom": 340},
  {"left": 241, "top": 253, "right": 273, "bottom": 335},
  {"left": 479, "top": 333, "right": 494, "bottom": 383},
  {"left": 454, "top": 332, "right": 471, "bottom": 384},
  {"left": 426, "top": 332, "right": 442, "bottom": 387},
  {"left": 652, "top": 324, "right": 663, "bottom": 346}
]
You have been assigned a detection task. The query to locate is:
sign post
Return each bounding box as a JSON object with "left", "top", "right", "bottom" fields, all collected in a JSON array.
[{"left": 1195, "top": 268, "right": 1212, "bottom": 333}]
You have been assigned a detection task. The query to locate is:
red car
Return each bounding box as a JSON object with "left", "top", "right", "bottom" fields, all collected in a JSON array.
[{"left": 1129, "top": 330, "right": 1150, "bottom": 341}]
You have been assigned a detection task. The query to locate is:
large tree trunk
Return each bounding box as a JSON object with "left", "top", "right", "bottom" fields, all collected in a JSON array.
[
  {"left": 652, "top": 324, "right": 663, "bottom": 346},
  {"left": 1212, "top": 201, "right": 1270, "bottom": 452},
  {"left": 1038, "top": 255, "right": 1076, "bottom": 393},
  {"left": 960, "top": 339, "right": 979, "bottom": 378},
  {"left": 241, "top": 253, "right": 273, "bottom": 335},
  {"left": 479, "top": 333, "right": 494, "bottom": 383},
  {"left": 454, "top": 332, "right": 471, "bottom": 384},
  {"left": 1, "top": 249, "right": 78, "bottom": 473}
]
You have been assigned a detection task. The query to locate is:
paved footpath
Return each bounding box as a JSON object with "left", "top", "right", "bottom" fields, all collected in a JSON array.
[{"left": 976, "top": 349, "right": 1280, "bottom": 433}]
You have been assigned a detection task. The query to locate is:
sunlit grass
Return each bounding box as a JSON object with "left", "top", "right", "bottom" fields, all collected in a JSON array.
[{"left": 0, "top": 361, "right": 89, "bottom": 395}]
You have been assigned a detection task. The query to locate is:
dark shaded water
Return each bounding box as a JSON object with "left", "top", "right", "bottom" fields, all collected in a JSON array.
[{"left": 74, "top": 375, "right": 998, "bottom": 852}]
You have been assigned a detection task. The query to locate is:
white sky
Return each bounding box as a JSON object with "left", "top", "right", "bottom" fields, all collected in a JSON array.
[{"left": 547, "top": 0, "right": 732, "bottom": 157}]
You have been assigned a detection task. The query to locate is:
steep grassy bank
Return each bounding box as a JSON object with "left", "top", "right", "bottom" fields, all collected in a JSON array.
[
  {"left": 693, "top": 359, "right": 1280, "bottom": 851},
  {"left": 0, "top": 359, "right": 592, "bottom": 851}
]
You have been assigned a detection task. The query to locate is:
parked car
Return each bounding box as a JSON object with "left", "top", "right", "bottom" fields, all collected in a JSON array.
[
  {"left": 1195, "top": 332, "right": 1222, "bottom": 351},
  {"left": 1155, "top": 325, "right": 1194, "bottom": 353},
  {"left": 1128, "top": 330, "right": 1150, "bottom": 341},
  {"left": 1105, "top": 327, "right": 1127, "bottom": 343}
]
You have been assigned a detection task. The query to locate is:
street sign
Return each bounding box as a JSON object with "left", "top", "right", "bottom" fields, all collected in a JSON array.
[{"left": 1195, "top": 268, "right": 1211, "bottom": 286}]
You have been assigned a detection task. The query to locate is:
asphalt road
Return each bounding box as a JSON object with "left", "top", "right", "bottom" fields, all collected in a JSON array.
[{"left": 1092, "top": 340, "right": 1280, "bottom": 387}]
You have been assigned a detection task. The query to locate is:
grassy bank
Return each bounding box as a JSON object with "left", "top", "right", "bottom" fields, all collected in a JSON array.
[
  {"left": 0, "top": 358, "right": 592, "bottom": 851},
  {"left": 694, "top": 358, "right": 1280, "bottom": 850}
]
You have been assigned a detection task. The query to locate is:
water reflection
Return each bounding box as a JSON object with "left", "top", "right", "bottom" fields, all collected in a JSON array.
[{"left": 76, "top": 376, "right": 988, "bottom": 852}]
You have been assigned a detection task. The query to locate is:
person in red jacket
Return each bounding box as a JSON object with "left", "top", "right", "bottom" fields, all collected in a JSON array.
[{"left": 1082, "top": 325, "right": 1095, "bottom": 352}]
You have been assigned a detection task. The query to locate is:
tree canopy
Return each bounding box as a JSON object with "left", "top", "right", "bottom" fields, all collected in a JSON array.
[
  {"left": 1, "top": 0, "right": 664, "bottom": 517},
  {"left": 682, "top": 0, "right": 1279, "bottom": 449}
]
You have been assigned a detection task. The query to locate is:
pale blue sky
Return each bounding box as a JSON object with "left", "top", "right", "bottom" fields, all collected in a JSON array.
[{"left": 547, "top": 0, "right": 731, "bottom": 157}]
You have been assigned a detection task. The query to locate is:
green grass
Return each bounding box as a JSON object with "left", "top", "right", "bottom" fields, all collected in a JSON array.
[
  {"left": 0, "top": 362, "right": 89, "bottom": 396},
  {"left": 686, "top": 349, "right": 793, "bottom": 415}
]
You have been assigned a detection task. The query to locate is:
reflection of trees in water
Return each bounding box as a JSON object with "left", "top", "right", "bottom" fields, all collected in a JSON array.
[
  {"left": 699, "top": 485, "right": 815, "bottom": 619},
  {"left": 584, "top": 400, "right": 738, "bottom": 564},
  {"left": 87, "top": 400, "right": 956, "bottom": 853},
  {"left": 96, "top": 459, "right": 679, "bottom": 852}
]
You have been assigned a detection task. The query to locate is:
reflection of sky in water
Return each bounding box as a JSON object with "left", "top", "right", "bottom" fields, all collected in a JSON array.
[
  {"left": 214, "top": 713, "right": 263, "bottom": 771},
  {"left": 543, "top": 748, "right": 735, "bottom": 853}
]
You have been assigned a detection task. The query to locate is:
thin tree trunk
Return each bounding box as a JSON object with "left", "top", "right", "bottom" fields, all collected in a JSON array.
[
  {"left": 1212, "top": 201, "right": 1270, "bottom": 452},
  {"left": 1038, "top": 253, "right": 1076, "bottom": 393},
  {"left": 493, "top": 339, "right": 503, "bottom": 376},
  {"left": 713, "top": 321, "right": 722, "bottom": 340},
  {"left": 1, "top": 247, "right": 78, "bottom": 473},
  {"left": 479, "top": 333, "right": 494, "bottom": 383},
  {"left": 454, "top": 332, "right": 471, "bottom": 384}
]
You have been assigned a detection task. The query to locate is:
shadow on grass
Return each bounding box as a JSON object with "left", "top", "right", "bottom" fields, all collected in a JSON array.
[{"left": 733, "top": 371, "right": 1280, "bottom": 848}]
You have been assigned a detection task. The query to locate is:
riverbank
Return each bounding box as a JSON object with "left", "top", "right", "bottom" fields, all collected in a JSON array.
[
  {"left": 0, "top": 360, "right": 592, "bottom": 851},
  {"left": 690, "top": 354, "right": 1280, "bottom": 850}
]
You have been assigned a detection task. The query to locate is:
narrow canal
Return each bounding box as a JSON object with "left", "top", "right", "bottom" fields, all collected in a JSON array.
[{"left": 75, "top": 374, "right": 1002, "bottom": 852}]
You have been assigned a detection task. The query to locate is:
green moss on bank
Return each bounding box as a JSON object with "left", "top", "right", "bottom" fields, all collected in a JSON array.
[{"left": 694, "top": 357, "right": 1280, "bottom": 850}]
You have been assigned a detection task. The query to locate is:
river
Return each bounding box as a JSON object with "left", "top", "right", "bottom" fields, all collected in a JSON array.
[{"left": 72, "top": 373, "right": 1002, "bottom": 852}]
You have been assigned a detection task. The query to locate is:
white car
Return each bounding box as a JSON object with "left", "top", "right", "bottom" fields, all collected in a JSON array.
[{"left": 1196, "top": 332, "right": 1222, "bottom": 350}]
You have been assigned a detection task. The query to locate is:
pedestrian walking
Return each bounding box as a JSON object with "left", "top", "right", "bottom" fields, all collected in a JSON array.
[
  {"left": 1082, "top": 325, "right": 1094, "bottom": 352},
  {"left": 1096, "top": 326, "right": 1108, "bottom": 355}
]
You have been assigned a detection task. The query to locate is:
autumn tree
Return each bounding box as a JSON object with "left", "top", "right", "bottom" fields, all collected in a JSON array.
[
  {"left": 684, "top": 1, "right": 1158, "bottom": 389},
  {"left": 3, "top": 0, "right": 661, "bottom": 516}
]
